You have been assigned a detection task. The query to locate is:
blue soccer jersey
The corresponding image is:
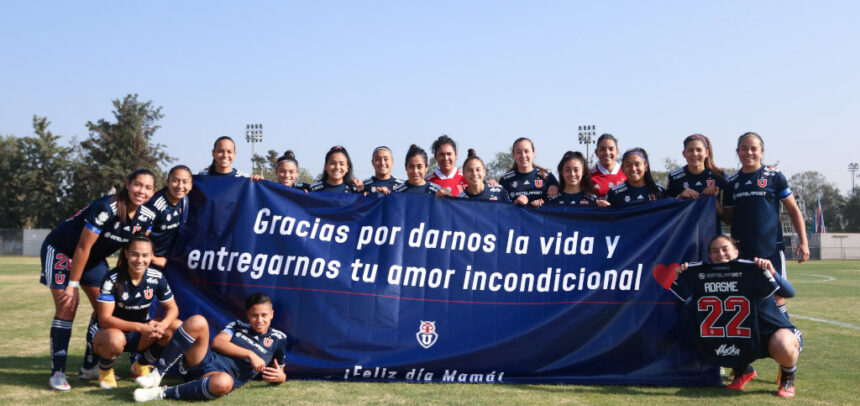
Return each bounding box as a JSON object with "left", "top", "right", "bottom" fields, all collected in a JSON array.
[
  {"left": 144, "top": 189, "right": 187, "bottom": 258},
  {"left": 669, "top": 260, "right": 791, "bottom": 368},
  {"left": 666, "top": 166, "right": 727, "bottom": 198},
  {"left": 363, "top": 176, "right": 404, "bottom": 195},
  {"left": 197, "top": 168, "right": 248, "bottom": 177},
  {"left": 393, "top": 181, "right": 441, "bottom": 194},
  {"left": 456, "top": 182, "right": 511, "bottom": 202},
  {"left": 309, "top": 181, "right": 359, "bottom": 193},
  {"left": 96, "top": 267, "right": 174, "bottom": 323},
  {"left": 545, "top": 191, "right": 598, "bottom": 207},
  {"left": 44, "top": 195, "right": 155, "bottom": 269},
  {"left": 218, "top": 321, "right": 288, "bottom": 386},
  {"left": 606, "top": 182, "right": 666, "bottom": 207},
  {"left": 723, "top": 166, "right": 791, "bottom": 258},
  {"left": 499, "top": 168, "right": 559, "bottom": 203}
]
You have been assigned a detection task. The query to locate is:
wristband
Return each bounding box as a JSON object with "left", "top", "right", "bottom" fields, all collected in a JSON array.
[{"left": 68, "top": 281, "right": 80, "bottom": 288}]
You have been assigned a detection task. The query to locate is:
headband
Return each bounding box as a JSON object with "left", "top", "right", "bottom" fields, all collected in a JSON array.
[
  {"left": 622, "top": 150, "right": 647, "bottom": 163},
  {"left": 373, "top": 146, "right": 392, "bottom": 154}
]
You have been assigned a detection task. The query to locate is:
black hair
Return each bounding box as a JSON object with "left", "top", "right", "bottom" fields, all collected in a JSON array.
[
  {"left": 556, "top": 151, "right": 594, "bottom": 192},
  {"left": 207, "top": 136, "right": 236, "bottom": 174},
  {"left": 405, "top": 144, "right": 429, "bottom": 167},
  {"left": 597, "top": 133, "right": 618, "bottom": 148},
  {"left": 431, "top": 134, "right": 457, "bottom": 157},
  {"left": 245, "top": 292, "right": 272, "bottom": 310},
  {"left": 116, "top": 168, "right": 155, "bottom": 222},
  {"left": 683, "top": 134, "right": 724, "bottom": 177},
  {"left": 463, "top": 148, "right": 484, "bottom": 169},
  {"left": 321, "top": 145, "right": 355, "bottom": 185},
  {"left": 114, "top": 235, "right": 154, "bottom": 299},
  {"left": 621, "top": 147, "right": 660, "bottom": 195},
  {"left": 737, "top": 132, "right": 764, "bottom": 151},
  {"left": 160, "top": 165, "right": 193, "bottom": 197},
  {"left": 276, "top": 150, "right": 299, "bottom": 167}
]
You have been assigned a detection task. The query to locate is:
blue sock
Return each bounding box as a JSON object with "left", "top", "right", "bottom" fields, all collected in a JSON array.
[
  {"left": 156, "top": 325, "right": 195, "bottom": 374},
  {"left": 82, "top": 315, "right": 100, "bottom": 369},
  {"left": 50, "top": 318, "right": 73, "bottom": 374},
  {"left": 164, "top": 377, "right": 216, "bottom": 400},
  {"left": 140, "top": 343, "right": 164, "bottom": 365}
]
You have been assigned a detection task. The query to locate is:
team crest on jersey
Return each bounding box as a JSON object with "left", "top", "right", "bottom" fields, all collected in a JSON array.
[
  {"left": 144, "top": 288, "right": 153, "bottom": 300},
  {"left": 757, "top": 179, "right": 768, "bottom": 188},
  {"left": 416, "top": 321, "right": 438, "bottom": 349},
  {"left": 683, "top": 182, "right": 689, "bottom": 188},
  {"left": 707, "top": 179, "right": 716, "bottom": 188},
  {"left": 512, "top": 181, "right": 518, "bottom": 188},
  {"left": 580, "top": 200, "right": 589, "bottom": 205},
  {"left": 133, "top": 225, "right": 142, "bottom": 234},
  {"left": 263, "top": 337, "right": 273, "bottom": 347},
  {"left": 490, "top": 196, "right": 498, "bottom": 201},
  {"left": 122, "top": 291, "right": 129, "bottom": 301},
  {"left": 55, "top": 274, "right": 65, "bottom": 285},
  {"left": 624, "top": 196, "right": 631, "bottom": 202},
  {"left": 535, "top": 179, "right": 543, "bottom": 188}
]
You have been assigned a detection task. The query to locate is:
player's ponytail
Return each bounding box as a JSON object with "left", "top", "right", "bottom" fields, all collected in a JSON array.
[
  {"left": 684, "top": 134, "right": 724, "bottom": 177},
  {"left": 116, "top": 168, "right": 155, "bottom": 223},
  {"left": 463, "top": 148, "right": 484, "bottom": 169},
  {"left": 276, "top": 150, "right": 299, "bottom": 167},
  {"left": 405, "top": 144, "right": 428, "bottom": 167}
]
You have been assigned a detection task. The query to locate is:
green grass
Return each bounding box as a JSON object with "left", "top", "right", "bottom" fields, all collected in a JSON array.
[{"left": 1, "top": 257, "right": 858, "bottom": 405}]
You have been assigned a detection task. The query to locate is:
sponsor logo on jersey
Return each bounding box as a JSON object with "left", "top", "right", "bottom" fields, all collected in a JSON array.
[
  {"left": 524, "top": 180, "right": 530, "bottom": 185},
  {"left": 490, "top": 196, "right": 498, "bottom": 201},
  {"left": 416, "top": 320, "right": 438, "bottom": 349},
  {"left": 758, "top": 179, "right": 767, "bottom": 188},
  {"left": 96, "top": 212, "right": 109, "bottom": 226},
  {"left": 55, "top": 274, "right": 65, "bottom": 285},
  {"left": 263, "top": 337, "right": 273, "bottom": 347},
  {"left": 144, "top": 288, "right": 153, "bottom": 300},
  {"left": 636, "top": 194, "right": 644, "bottom": 200},
  {"left": 593, "top": 184, "right": 600, "bottom": 189},
  {"left": 534, "top": 179, "right": 543, "bottom": 188},
  {"left": 707, "top": 179, "right": 715, "bottom": 188},
  {"left": 715, "top": 344, "right": 741, "bottom": 357}
]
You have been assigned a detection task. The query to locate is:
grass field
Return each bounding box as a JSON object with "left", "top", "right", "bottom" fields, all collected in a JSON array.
[{"left": 1, "top": 256, "right": 858, "bottom": 405}]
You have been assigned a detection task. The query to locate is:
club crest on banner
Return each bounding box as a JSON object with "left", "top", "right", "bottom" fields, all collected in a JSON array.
[{"left": 416, "top": 321, "right": 438, "bottom": 349}]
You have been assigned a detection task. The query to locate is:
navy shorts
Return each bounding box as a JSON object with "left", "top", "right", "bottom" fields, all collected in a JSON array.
[
  {"left": 767, "top": 250, "right": 787, "bottom": 280},
  {"left": 123, "top": 330, "right": 143, "bottom": 353},
  {"left": 180, "top": 350, "right": 245, "bottom": 388},
  {"left": 39, "top": 241, "right": 110, "bottom": 288}
]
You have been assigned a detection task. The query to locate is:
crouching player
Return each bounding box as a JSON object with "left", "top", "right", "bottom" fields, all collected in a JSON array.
[
  {"left": 93, "top": 235, "right": 179, "bottom": 389},
  {"left": 133, "top": 293, "right": 287, "bottom": 402},
  {"left": 672, "top": 235, "right": 802, "bottom": 398}
]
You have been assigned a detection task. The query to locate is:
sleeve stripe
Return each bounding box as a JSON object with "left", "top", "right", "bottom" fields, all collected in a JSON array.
[{"left": 85, "top": 222, "right": 103, "bottom": 235}]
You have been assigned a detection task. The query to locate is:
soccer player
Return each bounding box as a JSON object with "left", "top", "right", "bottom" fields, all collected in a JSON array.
[
  {"left": 274, "top": 150, "right": 310, "bottom": 192},
  {"left": 133, "top": 293, "right": 288, "bottom": 402},
  {"left": 363, "top": 146, "right": 404, "bottom": 195},
  {"left": 666, "top": 134, "right": 726, "bottom": 217},
  {"left": 92, "top": 236, "right": 179, "bottom": 389},
  {"left": 605, "top": 148, "right": 665, "bottom": 207},
  {"left": 545, "top": 151, "right": 607, "bottom": 208},
  {"left": 145, "top": 165, "right": 192, "bottom": 269},
  {"left": 722, "top": 132, "right": 809, "bottom": 317},
  {"left": 41, "top": 169, "right": 157, "bottom": 390},
  {"left": 456, "top": 149, "right": 510, "bottom": 202},
  {"left": 426, "top": 135, "right": 468, "bottom": 196},
  {"left": 590, "top": 133, "right": 626, "bottom": 198},
  {"left": 673, "top": 235, "right": 802, "bottom": 398},
  {"left": 198, "top": 137, "right": 248, "bottom": 177},
  {"left": 309, "top": 146, "right": 363, "bottom": 193},
  {"left": 498, "top": 137, "right": 559, "bottom": 207},
  {"left": 393, "top": 144, "right": 442, "bottom": 195}
]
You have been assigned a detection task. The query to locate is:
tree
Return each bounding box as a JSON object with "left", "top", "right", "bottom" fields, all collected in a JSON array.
[
  {"left": 788, "top": 171, "right": 846, "bottom": 231},
  {"left": 17, "top": 116, "right": 74, "bottom": 228},
  {"left": 486, "top": 152, "right": 513, "bottom": 181},
  {"left": 842, "top": 193, "right": 860, "bottom": 232},
  {"left": 67, "top": 94, "right": 174, "bottom": 211},
  {"left": 258, "top": 149, "right": 315, "bottom": 184},
  {"left": 0, "top": 135, "right": 26, "bottom": 227}
]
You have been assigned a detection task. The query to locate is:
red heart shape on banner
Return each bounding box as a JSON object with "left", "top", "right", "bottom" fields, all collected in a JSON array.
[{"left": 652, "top": 263, "right": 679, "bottom": 290}]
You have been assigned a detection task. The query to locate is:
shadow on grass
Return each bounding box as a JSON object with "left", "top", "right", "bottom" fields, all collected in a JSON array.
[{"left": 507, "top": 383, "right": 757, "bottom": 399}]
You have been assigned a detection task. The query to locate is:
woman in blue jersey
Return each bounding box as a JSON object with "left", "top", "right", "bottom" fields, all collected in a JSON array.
[
  {"left": 274, "top": 150, "right": 309, "bottom": 192},
  {"left": 309, "top": 146, "right": 363, "bottom": 193},
  {"left": 41, "top": 168, "right": 156, "bottom": 391},
  {"left": 393, "top": 144, "right": 442, "bottom": 195},
  {"left": 666, "top": 134, "right": 726, "bottom": 216},
  {"left": 722, "top": 132, "right": 809, "bottom": 316},
  {"left": 146, "top": 165, "right": 192, "bottom": 268},
  {"left": 457, "top": 149, "right": 510, "bottom": 201},
  {"left": 199, "top": 137, "right": 248, "bottom": 177},
  {"left": 545, "top": 151, "right": 607, "bottom": 208},
  {"left": 499, "top": 137, "right": 559, "bottom": 207},
  {"left": 92, "top": 236, "right": 179, "bottom": 390},
  {"left": 363, "top": 146, "right": 403, "bottom": 195},
  {"left": 606, "top": 148, "right": 666, "bottom": 207}
]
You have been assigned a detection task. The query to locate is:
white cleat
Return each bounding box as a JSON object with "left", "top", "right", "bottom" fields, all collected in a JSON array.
[
  {"left": 135, "top": 368, "right": 164, "bottom": 388},
  {"left": 78, "top": 366, "right": 99, "bottom": 380},
  {"left": 134, "top": 386, "right": 166, "bottom": 402},
  {"left": 49, "top": 371, "right": 71, "bottom": 391}
]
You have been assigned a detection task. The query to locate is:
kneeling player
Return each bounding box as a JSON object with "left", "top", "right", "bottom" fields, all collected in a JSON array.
[
  {"left": 673, "top": 235, "right": 801, "bottom": 398},
  {"left": 133, "top": 293, "right": 287, "bottom": 402},
  {"left": 93, "top": 236, "right": 179, "bottom": 389}
]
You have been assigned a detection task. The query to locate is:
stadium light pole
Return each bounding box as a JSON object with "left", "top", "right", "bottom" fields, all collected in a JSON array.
[
  {"left": 849, "top": 162, "right": 859, "bottom": 195},
  {"left": 245, "top": 123, "right": 263, "bottom": 175},
  {"left": 578, "top": 125, "right": 596, "bottom": 166}
]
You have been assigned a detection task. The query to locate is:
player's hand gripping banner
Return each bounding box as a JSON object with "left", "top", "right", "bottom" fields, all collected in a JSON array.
[{"left": 165, "top": 177, "right": 722, "bottom": 385}]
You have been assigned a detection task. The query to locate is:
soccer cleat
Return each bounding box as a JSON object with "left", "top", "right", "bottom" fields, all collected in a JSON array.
[
  {"left": 134, "top": 386, "right": 166, "bottom": 402},
  {"left": 79, "top": 365, "right": 99, "bottom": 380},
  {"left": 99, "top": 368, "right": 118, "bottom": 389},
  {"left": 135, "top": 368, "right": 164, "bottom": 389},
  {"left": 777, "top": 372, "right": 796, "bottom": 398},
  {"left": 49, "top": 371, "right": 71, "bottom": 391},
  {"left": 726, "top": 366, "right": 756, "bottom": 390},
  {"left": 130, "top": 360, "right": 153, "bottom": 378}
]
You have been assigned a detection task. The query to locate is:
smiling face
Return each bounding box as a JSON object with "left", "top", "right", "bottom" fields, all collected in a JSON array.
[
  {"left": 463, "top": 159, "right": 485, "bottom": 187},
  {"left": 621, "top": 154, "right": 648, "bottom": 186},
  {"left": 325, "top": 152, "right": 349, "bottom": 184},
  {"left": 212, "top": 139, "right": 236, "bottom": 173},
  {"left": 683, "top": 140, "right": 708, "bottom": 172},
  {"left": 246, "top": 302, "right": 274, "bottom": 334},
  {"left": 126, "top": 174, "right": 156, "bottom": 207},
  {"left": 125, "top": 240, "right": 153, "bottom": 277},
  {"left": 709, "top": 237, "right": 739, "bottom": 263},
  {"left": 561, "top": 158, "right": 584, "bottom": 191},
  {"left": 167, "top": 168, "right": 192, "bottom": 203},
  {"left": 434, "top": 143, "right": 457, "bottom": 175},
  {"left": 596, "top": 139, "right": 618, "bottom": 170},
  {"left": 737, "top": 136, "right": 764, "bottom": 171},
  {"left": 512, "top": 140, "right": 535, "bottom": 173},
  {"left": 276, "top": 160, "right": 298, "bottom": 187},
  {"left": 406, "top": 155, "right": 428, "bottom": 185},
  {"left": 372, "top": 149, "right": 393, "bottom": 179}
]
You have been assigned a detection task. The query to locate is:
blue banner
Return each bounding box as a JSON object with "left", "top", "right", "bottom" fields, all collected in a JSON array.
[{"left": 165, "top": 177, "right": 721, "bottom": 385}]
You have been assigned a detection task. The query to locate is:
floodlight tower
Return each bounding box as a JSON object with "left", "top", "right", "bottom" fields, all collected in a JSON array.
[{"left": 245, "top": 123, "right": 263, "bottom": 175}]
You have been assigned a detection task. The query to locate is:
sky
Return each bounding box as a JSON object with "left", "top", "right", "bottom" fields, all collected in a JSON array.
[{"left": 2, "top": 1, "right": 859, "bottom": 194}]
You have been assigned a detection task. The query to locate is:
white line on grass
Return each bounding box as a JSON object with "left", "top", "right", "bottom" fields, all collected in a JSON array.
[
  {"left": 793, "top": 315, "right": 860, "bottom": 330},
  {"left": 796, "top": 273, "right": 836, "bottom": 283}
]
